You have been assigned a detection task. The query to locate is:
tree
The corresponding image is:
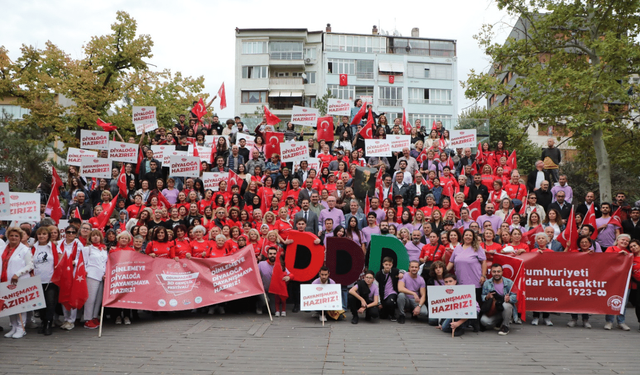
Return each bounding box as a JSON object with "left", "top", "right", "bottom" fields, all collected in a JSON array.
[
  {"left": 463, "top": 0, "right": 640, "bottom": 202},
  {"left": 314, "top": 89, "right": 335, "bottom": 116},
  {"left": 458, "top": 107, "right": 540, "bottom": 174},
  {"left": 0, "top": 11, "right": 207, "bottom": 151}
]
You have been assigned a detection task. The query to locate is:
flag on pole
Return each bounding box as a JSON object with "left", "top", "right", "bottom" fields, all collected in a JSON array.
[
  {"left": 117, "top": 165, "right": 128, "bottom": 198},
  {"left": 557, "top": 207, "right": 578, "bottom": 251},
  {"left": 264, "top": 106, "right": 281, "bottom": 125},
  {"left": 192, "top": 98, "right": 207, "bottom": 122},
  {"left": 402, "top": 109, "right": 412, "bottom": 135},
  {"left": 64, "top": 251, "right": 88, "bottom": 310},
  {"left": 218, "top": 83, "right": 227, "bottom": 110},
  {"left": 609, "top": 207, "right": 623, "bottom": 228},
  {"left": 507, "top": 150, "right": 518, "bottom": 170},
  {"left": 96, "top": 195, "right": 119, "bottom": 229},
  {"left": 583, "top": 203, "right": 599, "bottom": 240},
  {"left": 351, "top": 103, "right": 367, "bottom": 125},
  {"left": 96, "top": 118, "right": 117, "bottom": 132}
]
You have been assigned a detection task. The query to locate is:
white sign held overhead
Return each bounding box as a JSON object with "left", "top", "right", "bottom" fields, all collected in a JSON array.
[
  {"left": 0, "top": 192, "right": 41, "bottom": 222},
  {"left": 108, "top": 141, "right": 139, "bottom": 163},
  {"left": 280, "top": 141, "right": 309, "bottom": 163},
  {"left": 387, "top": 135, "right": 411, "bottom": 152},
  {"left": 169, "top": 155, "right": 200, "bottom": 178},
  {"left": 291, "top": 106, "right": 319, "bottom": 127},
  {"left": 66, "top": 148, "right": 98, "bottom": 167},
  {"left": 364, "top": 139, "right": 392, "bottom": 157},
  {"left": 203, "top": 172, "right": 228, "bottom": 191},
  {"left": 450, "top": 129, "right": 477, "bottom": 148},
  {"left": 427, "top": 284, "right": 477, "bottom": 319},
  {"left": 326, "top": 99, "right": 351, "bottom": 116},
  {"left": 81, "top": 157, "right": 112, "bottom": 179},
  {"left": 132, "top": 106, "right": 159, "bottom": 135},
  {"left": 80, "top": 129, "right": 109, "bottom": 150}
]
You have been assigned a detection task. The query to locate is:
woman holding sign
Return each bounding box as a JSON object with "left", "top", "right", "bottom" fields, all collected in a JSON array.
[
  {"left": 446, "top": 229, "right": 487, "bottom": 304},
  {"left": 1, "top": 227, "right": 34, "bottom": 339}
]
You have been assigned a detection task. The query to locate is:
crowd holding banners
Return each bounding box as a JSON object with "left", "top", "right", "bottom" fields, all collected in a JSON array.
[{"left": 1, "top": 101, "right": 639, "bottom": 341}]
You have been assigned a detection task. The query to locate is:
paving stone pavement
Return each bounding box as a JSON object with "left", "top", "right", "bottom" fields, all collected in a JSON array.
[{"left": 0, "top": 308, "right": 638, "bottom": 375}]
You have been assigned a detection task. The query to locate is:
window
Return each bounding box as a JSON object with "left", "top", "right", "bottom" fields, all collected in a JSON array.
[
  {"left": 356, "top": 60, "right": 374, "bottom": 79},
  {"left": 327, "top": 59, "right": 355, "bottom": 75},
  {"left": 409, "top": 88, "right": 452, "bottom": 104},
  {"left": 291, "top": 72, "right": 304, "bottom": 77},
  {"left": 269, "top": 42, "right": 303, "bottom": 60},
  {"left": 409, "top": 114, "right": 452, "bottom": 130},
  {"left": 328, "top": 84, "right": 355, "bottom": 100},
  {"left": 304, "top": 96, "right": 317, "bottom": 107},
  {"left": 242, "top": 66, "right": 268, "bottom": 79},
  {"left": 242, "top": 41, "right": 267, "bottom": 54},
  {"left": 304, "top": 47, "right": 316, "bottom": 60},
  {"left": 325, "top": 34, "right": 386, "bottom": 53},
  {"left": 379, "top": 86, "right": 403, "bottom": 107},
  {"left": 305, "top": 71, "right": 316, "bottom": 84},
  {"left": 241, "top": 91, "right": 267, "bottom": 103},
  {"left": 407, "top": 63, "right": 452, "bottom": 80},
  {"left": 0, "top": 105, "right": 30, "bottom": 120},
  {"left": 392, "top": 39, "right": 455, "bottom": 56},
  {"left": 276, "top": 72, "right": 289, "bottom": 77}
]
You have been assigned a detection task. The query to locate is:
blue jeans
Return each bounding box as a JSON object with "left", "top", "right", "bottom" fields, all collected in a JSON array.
[{"left": 605, "top": 291, "right": 629, "bottom": 324}]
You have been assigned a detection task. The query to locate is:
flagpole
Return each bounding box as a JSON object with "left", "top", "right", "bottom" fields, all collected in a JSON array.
[
  {"left": 322, "top": 310, "right": 325, "bottom": 327},
  {"left": 264, "top": 292, "right": 273, "bottom": 321},
  {"left": 98, "top": 305, "right": 104, "bottom": 338}
]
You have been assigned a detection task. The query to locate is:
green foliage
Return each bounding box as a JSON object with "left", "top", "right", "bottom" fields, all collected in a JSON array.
[
  {"left": 314, "top": 89, "right": 335, "bottom": 116},
  {"left": 458, "top": 107, "right": 540, "bottom": 174},
  {"left": 561, "top": 159, "right": 640, "bottom": 203}
]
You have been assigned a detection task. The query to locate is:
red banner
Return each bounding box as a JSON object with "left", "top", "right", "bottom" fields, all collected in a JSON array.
[
  {"left": 103, "top": 248, "right": 265, "bottom": 311},
  {"left": 520, "top": 252, "right": 633, "bottom": 315}
]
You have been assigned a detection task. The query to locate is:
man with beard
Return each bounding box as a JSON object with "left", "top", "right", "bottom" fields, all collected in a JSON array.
[
  {"left": 481, "top": 263, "right": 517, "bottom": 336},
  {"left": 477, "top": 203, "right": 503, "bottom": 233},
  {"left": 257, "top": 247, "right": 278, "bottom": 315},
  {"left": 405, "top": 230, "right": 425, "bottom": 263},
  {"left": 397, "top": 260, "right": 428, "bottom": 324},
  {"left": 368, "top": 197, "right": 386, "bottom": 225}
]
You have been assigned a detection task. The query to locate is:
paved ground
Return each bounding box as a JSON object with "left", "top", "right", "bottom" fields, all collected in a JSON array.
[{"left": 0, "top": 307, "right": 638, "bottom": 375}]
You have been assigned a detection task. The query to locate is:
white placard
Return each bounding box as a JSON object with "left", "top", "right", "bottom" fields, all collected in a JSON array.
[
  {"left": 291, "top": 106, "right": 319, "bottom": 127},
  {"left": 203, "top": 172, "right": 228, "bottom": 191},
  {"left": 80, "top": 129, "right": 109, "bottom": 150},
  {"left": 195, "top": 146, "right": 212, "bottom": 163},
  {"left": 150, "top": 145, "right": 173, "bottom": 162},
  {"left": 300, "top": 284, "right": 343, "bottom": 311},
  {"left": 0, "top": 192, "right": 41, "bottom": 222},
  {"left": 0, "top": 182, "right": 10, "bottom": 216},
  {"left": 205, "top": 135, "right": 230, "bottom": 148},
  {"left": 387, "top": 135, "right": 411, "bottom": 152},
  {"left": 235, "top": 133, "right": 255, "bottom": 149},
  {"left": 326, "top": 98, "right": 351, "bottom": 116},
  {"left": 169, "top": 155, "right": 200, "bottom": 178},
  {"left": 427, "top": 284, "right": 477, "bottom": 319},
  {"left": 0, "top": 276, "right": 47, "bottom": 318},
  {"left": 364, "top": 139, "right": 392, "bottom": 157},
  {"left": 81, "top": 157, "right": 112, "bottom": 178},
  {"left": 57, "top": 219, "right": 69, "bottom": 231},
  {"left": 293, "top": 158, "right": 320, "bottom": 174},
  {"left": 450, "top": 129, "right": 477, "bottom": 148},
  {"left": 163, "top": 150, "right": 187, "bottom": 167},
  {"left": 108, "top": 141, "right": 139, "bottom": 163},
  {"left": 280, "top": 141, "right": 309, "bottom": 163},
  {"left": 132, "top": 106, "right": 159, "bottom": 135},
  {"left": 66, "top": 148, "right": 97, "bottom": 167}
]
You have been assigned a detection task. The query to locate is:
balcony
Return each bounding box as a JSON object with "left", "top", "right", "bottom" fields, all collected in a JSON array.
[
  {"left": 378, "top": 99, "right": 403, "bottom": 107},
  {"left": 269, "top": 52, "right": 304, "bottom": 67},
  {"left": 269, "top": 77, "right": 304, "bottom": 88},
  {"left": 356, "top": 72, "right": 374, "bottom": 80},
  {"left": 408, "top": 98, "right": 452, "bottom": 105}
]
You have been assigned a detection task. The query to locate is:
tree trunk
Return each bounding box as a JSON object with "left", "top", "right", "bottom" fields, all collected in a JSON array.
[{"left": 592, "top": 128, "right": 611, "bottom": 203}]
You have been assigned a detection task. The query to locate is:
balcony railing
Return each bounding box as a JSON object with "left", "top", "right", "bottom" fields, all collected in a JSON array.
[
  {"left": 378, "top": 99, "right": 403, "bottom": 107},
  {"left": 270, "top": 52, "right": 303, "bottom": 60},
  {"left": 269, "top": 77, "right": 304, "bottom": 85},
  {"left": 408, "top": 98, "right": 452, "bottom": 105},
  {"left": 356, "top": 72, "right": 374, "bottom": 79}
]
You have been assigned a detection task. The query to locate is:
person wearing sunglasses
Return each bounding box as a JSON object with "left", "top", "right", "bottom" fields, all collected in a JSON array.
[{"left": 58, "top": 226, "right": 82, "bottom": 330}]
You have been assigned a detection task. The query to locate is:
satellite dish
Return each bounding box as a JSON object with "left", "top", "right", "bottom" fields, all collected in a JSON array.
[{"left": 301, "top": 73, "right": 307, "bottom": 79}]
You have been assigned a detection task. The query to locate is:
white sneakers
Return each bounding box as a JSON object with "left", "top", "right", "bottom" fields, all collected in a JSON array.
[
  {"left": 604, "top": 322, "right": 613, "bottom": 330},
  {"left": 543, "top": 319, "right": 553, "bottom": 326},
  {"left": 281, "top": 311, "right": 286, "bottom": 317},
  {"left": 531, "top": 318, "right": 539, "bottom": 326},
  {"left": 619, "top": 323, "right": 631, "bottom": 331},
  {"left": 60, "top": 322, "right": 74, "bottom": 330},
  {"left": 11, "top": 327, "right": 26, "bottom": 339},
  {"left": 319, "top": 315, "right": 327, "bottom": 322},
  {"left": 274, "top": 311, "right": 280, "bottom": 317},
  {"left": 4, "top": 326, "right": 17, "bottom": 338},
  {"left": 124, "top": 317, "right": 131, "bottom": 325}
]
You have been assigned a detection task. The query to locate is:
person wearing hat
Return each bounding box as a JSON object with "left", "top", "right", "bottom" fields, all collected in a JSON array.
[
  {"left": 328, "top": 149, "right": 346, "bottom": 172},
  {"left": 285, "top": 193, "right": 300, "bottom": 219}
]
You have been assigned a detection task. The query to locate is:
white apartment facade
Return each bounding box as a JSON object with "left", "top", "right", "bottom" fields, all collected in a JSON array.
[{"left": 235, "top": 25, "right": 458, "bottom": 130}]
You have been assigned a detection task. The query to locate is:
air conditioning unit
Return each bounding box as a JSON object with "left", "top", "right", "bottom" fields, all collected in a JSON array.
[{"left": 304, "top": 58, "right": 312, "bottom": 64}]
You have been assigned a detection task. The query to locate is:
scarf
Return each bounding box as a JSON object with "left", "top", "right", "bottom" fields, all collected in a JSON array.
[{"left": 1, "top": 245, "right": 18, "bottom": 282}]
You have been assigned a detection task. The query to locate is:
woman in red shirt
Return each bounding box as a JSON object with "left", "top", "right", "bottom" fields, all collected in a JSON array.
[
  {"left": 211, "top": 234, "right": 230, "bottom": 258},
  {"left": 145, "top": 227, "right": 173, "bottom": 258},
  {"left": 508, "top": 228, "right": 530, "bottom": 255},
  {"left": 263, "top": 211, "right": 277, "bottom": 231},
  {"left": 605, "top": 234, "right": 631, "bottom": 254},
  {"left": 190, "top": 225, "right": 212, "bottom": 258},
  {"left": 112, "top": 231, "right": 136, "bottom": 253},
  {"left": 480, "top": 164, "right": 495, "bottom": 190},
  {"left": 175, "top": 191, "right": 190, "bottom": 212},
  {"left": 171, "top": 225, "right": 192, "bottom": 260},
  {"left": 420, "top": 232, "right": 444, "bottom": 264},
  {"left": 308, "top": 169, "right": 323, "bottom": 192},
  {"left": 198, "top": 190, "right": 214, "bottom": 214},
  {"left": 275, "top": 207, "right": 293, "bottom": 237},
  {"left": 247, "top": 229, "right": 264, "bottom": 260},
  {"left": 480, "top": 228, "right": 502, "bottom": 265}
]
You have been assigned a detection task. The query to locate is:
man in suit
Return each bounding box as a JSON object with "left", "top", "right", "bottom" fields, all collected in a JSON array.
[
  {"left": 534, "top": 180, "right": 553, "bottom": 214},
  {"left": 549, "top": 190, "right": 572, "bottom": 224},
  {"left": 294, "top": 198, "right": 318, "bottom": 234},
  {"left": 298, "top": 178, "right": 318, "bottom": 206},
  {"left": 575, "top": 191, "right": 601, "bottom": 219},
  {"left": 392, "top": 172, "right": 410, "bottom": 202},
  {"left": 331, "top": 179, "right": 348, "bottom": 210},
  {"left": 406, "top": 173, "right": 429, "bottom": 206},
  {"left": 526, "top": 161, "right": 551, "bottom": 193}
]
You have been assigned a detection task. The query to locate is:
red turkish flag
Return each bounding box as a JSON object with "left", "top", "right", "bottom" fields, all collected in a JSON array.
[
  {"left": 74, "top": 207, "right": 82, "bottom": 220},
  {"left": 583, "top": 203, "right": 599, "bottom": 240},
  {"left": 96, "top": 118, "right": 117, "bottom": 132},
  {"left": 431, "top": 120, "right": 437, "bottom": 130},
  {"left": 135, "top": 145, "right": 145, "bottom": 175},
  {"left": 359, "top": 120, "right": 373, "bottom": 139},
  {"left": 609, "top": 207, "right": 623, "bottom": 227},
  {"left": 96, "top": 195, "right": 119, "bottom": 229},
  {"left": 53, "top": 252, "right": 73, "bottom": 305},
  {"left": 157, "top": 191, "right": 172, "bottom": 209},
  {"left": 351, "top": 102, "right": 367, "bottom": 125},
  {"left": 264, "top": 106, "right": 281, "bottom": 125},
  {"left": 51, "top": 166, "right": 63, "bottom": 188},
  {"left": 523, "top": 224, "right": 543, "bottom": 248},
  {"left": 505, "top": 208, "right": 516, "bottom": 225},
  {"left": 476, "top": 142, "right": 485, "bottom": 164},
  {"left": 339, "top": 74, "right": 348, "bottom": 86},
  {"left": 218, "top": 82, "right": 227, "bottom": 110},
  {"left": 492, "top": 254, "right": 526, "bottom": 321},
  {"left": 264, "top": 132, "right": 284, "bottom": 159},
  {"left": 364, "top": 192, "right": 370, "bottom": 215},
  {"left": 507, "top": 150, "right": 518, "bottom": 170},
  {"left": 402, "top": 108, "right": 412, "bottom": 135},
  {"left": 557, "top": 207, "right": 577, "bottom": 250},
  {"left": 64, "top": 251, "right": 88, "bottom": 310},
  {"left": 117, "top": 165, "right": 127, "bottom": 199},
  {"left": 316, "top": 116, "right": 334, "bottom": 142},
  {"left": 468, "top": 199, "right": 482, "bottom": 221},
  {"left": 389, "top": 75, "right": 395, "bottom": 84},
  {"left": 269, "top": 249, "right": 289, "bottom": 298},
  {"left": 47, "top": 167, "right": 64, "bottom": 224},
  {"left": 192, "top": 98, "right": 207, "bottom": 121},
  {"left": 416, "top": 148, "right": 428, "bottom": 164},
  {"left": 228, "top": 169, "right": 241, "bottom": 188}
]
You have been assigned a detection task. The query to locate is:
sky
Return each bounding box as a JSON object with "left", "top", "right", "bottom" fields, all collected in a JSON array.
[{"left": 1, "top": 0, "right": 517, "bottom": 119}]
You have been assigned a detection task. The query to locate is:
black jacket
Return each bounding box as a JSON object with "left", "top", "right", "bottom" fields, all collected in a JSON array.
[
  {"left": 575, "top": 202, "right": 602, "bottom": 219},
  {"left": 526, "top": 169, "right": 551, "bottom": 193},
  {"left": 467, "top": 183, "right": 489, "bottom": 205},
  {"left": 549, "top": 201, "right": 572, "bottom": 221},
  {"left": 375, "top": 267, "right": 401, "bottom": 300}
]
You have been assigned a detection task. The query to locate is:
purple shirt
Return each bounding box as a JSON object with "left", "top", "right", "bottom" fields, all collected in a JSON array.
[
  {"left": 355, "top": 283, "right": 378, "bottom": 301},
  {"left": 402, "top": 274, "right": 425, "bottom": 300},
  {"left": 323, "top": 231, "right": 334, "bottom": 248},
  {"left": 312, "top": 278, "right": 336, "bottom": 284},
  {"left": 493, "top": 281, "right": 504, "bottom": 296},
  {"left": 454, "top": 219, "right": 472, "bottom": 230},
  {"left": 380, "top": 271, "right": 397, "bottom": 298},
  {"left": 477, "top": 214, "right": 503, "bottom": 233},
  {"left": 397, "top": 223, "right": 414, "bottom": 234},
  {"left": 550, "top": 184, "right": 573, "bottom": 204},
  {"left": 258, "top": 261, "right": 274, "bottom": 290},
  {"left": 350, "top": 231, "right": 364, "bottom": 246},
  {"left": 449, "top": 245, "right": 487, "bottom": 288},
  {"left": 596, "top": 217, "right": 616, "bottom": 248},
  {"left": 405, "top": 241, "right": 424, "bottom": 262},
  {"left": 362, "top": 226, "right": 381, "bottom": 245},
  {"left": 370, "top": 208, "right": 386, "bottom": 224},
  {"left": 161, "top": 188, "right": 180, "bottom": 205},
  {"left": 319, "top": 208, "right": 345, "bottom": 231}
]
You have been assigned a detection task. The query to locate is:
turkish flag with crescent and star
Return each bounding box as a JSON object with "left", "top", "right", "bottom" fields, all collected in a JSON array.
[
  {"left": 117, "top": 165, "right": 127, "bottom": 199},
  {"left": 402, "top": 108, "right": 412, "bottom": 135},
  {"left": 64, "top": 251, "right": 88, "bottom": 310},
  {"left": 96, "top": 195, "right": 119, "bottom": 229},
  {"left": 339, "top": 74, "right": 348, "bottom": 86},
  {"left": 228, "top": 169, "right": 241, "bottom": 189},
  {"left": 468, "top": 198, "right": 482, "bottom": 221},
  {"left": 491, "top": 253, "right": 526, "bottom": 321},
  {"left": 218, "top": 82, "right": 227, "bottom": 110},
  {"left": 264, "top": 106, "right": 281, "bottom": 126},
  {"left": 583, "top": 203, "right": 599, "bottom": 240},
  {"left": 264, "top": 132, "right": 284, "bottom": 159},
  {"left": 46, "top": 167, "right": 64, "bottom": 224},
  {"left": 316, "top": 116, "right": 334, "bottom": 142},
  {"left": 192, "top": 98, "right": 207, "bottom": 122},
  {"left": 557, "top": 206, "right": 577, "bottom": 250}
]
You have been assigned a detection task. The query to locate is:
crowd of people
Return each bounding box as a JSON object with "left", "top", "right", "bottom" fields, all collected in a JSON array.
[{"left": 1, "top": 102, "right": 639, "bottom": 339}]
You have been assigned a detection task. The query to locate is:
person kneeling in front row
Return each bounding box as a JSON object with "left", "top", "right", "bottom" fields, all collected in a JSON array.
[
  {"left": 348, "top": 270, "right": 379, "bottom": 324},
  {"left": 480, "top": 263, "right": 517, "bottom": 336},
  {"left": 397, "top": 260, "right": 428, "bottom": 324}
]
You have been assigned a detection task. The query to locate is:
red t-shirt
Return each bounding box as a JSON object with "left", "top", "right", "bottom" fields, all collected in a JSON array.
[
  {"left": 318, "top": 153, "right": 334, "bottom": 170},
  {"left": 111, "top": 246, "right": 135, "bottom": 253},
  {"left": 510, "top": 242, "right": 530, "bottom": 253},
  {"left": 190, "top": 240, "right": 212, "bottom": 258},
  {"left": 275, "top": 219, "right": 293, "bottom": 237},
  {"left": 210, "top": 243, "right": 228, "bottom": 258},
  {"left": 420, "top": 244, "right": 444, "bottom": 262},
  {"left": 127, "top": 204, "right": 143, "bottom": 220},
  {"left": 145, "top": 241, "right": 173, "bottom": 258},
  {"left": 504, "top": 182, "right": 526, "bottom": 202},
  {"left": 171, "top": 238, "right": 192, "bottom": 259},
  {"left": 480, "top": 242, "right": 503, "bottom": 262}
]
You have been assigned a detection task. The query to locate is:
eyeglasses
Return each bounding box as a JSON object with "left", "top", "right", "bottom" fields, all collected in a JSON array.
[{"left": 66, "top": 231, "right": 77, "bottom": 235}]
